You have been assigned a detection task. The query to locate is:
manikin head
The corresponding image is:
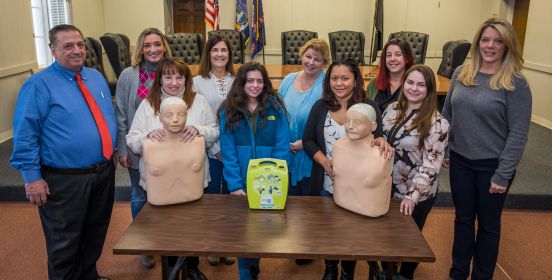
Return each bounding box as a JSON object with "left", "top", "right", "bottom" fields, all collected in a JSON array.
[
  {"left": 160, "top": 97, "right": 188, "bottom": 134},
  {"left": 345, "top": 103, "right": 377, "bottom": 141}
]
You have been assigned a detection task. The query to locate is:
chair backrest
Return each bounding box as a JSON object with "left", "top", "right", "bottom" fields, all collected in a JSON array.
[
  {"left": 281, "top": 30, "right": 318, "bottom": 65},
  {"left": 328, "top": 31, "right": 366, "bottom": 65},
  {"left": 166, "top": 33, "right": 203, "bottom": 65},
  {"left": 388, "top": 31, "right": 429, "bottom": 64},
  {"left": 437, "top": 40, "right": 471, "bottom": 78},
  {"left": 118, "top": 33, "right": 130, "bottom": 50},
  {"left": 84, "top": 37, "right": 106, "bottom": 78},
  {"left": 100, "top": 33, "right": 132, "bottom": 78},
  {"left": 208, "top": 29, "right": 245, "bottom": 64}
]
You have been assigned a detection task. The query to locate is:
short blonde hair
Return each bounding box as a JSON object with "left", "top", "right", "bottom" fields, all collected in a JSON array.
[
  {"left": 459, "top": 18, "right": 525, "bottom": 91},
  {"left": 133, "top": 27, "right": 172, "bottom": 67},
  {"left": 299, "top": 38, "right": 331, "bottom": 66}
]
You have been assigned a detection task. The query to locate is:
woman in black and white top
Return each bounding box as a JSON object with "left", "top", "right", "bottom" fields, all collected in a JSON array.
[{"left": 303, "top": 59, "right": 393, "bottom": 280}]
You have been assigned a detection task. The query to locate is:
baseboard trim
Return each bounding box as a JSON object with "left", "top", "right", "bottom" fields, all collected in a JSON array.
[
  {"left": 531, "top": 116, "right": 552, "bottom": 130},
  {"left": 0, "top": 62, "right": 36, "bottom": 78},
  {"left": 0, "top": 130, "right": 12, "bottom": 143}
]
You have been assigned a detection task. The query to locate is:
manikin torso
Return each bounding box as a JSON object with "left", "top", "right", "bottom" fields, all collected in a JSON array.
[
  {"left": 143, "top": 100, "right": 206, "bottom": 205},
  {"left": 332, "top": 106, "right": 392, "bottom": 217}
]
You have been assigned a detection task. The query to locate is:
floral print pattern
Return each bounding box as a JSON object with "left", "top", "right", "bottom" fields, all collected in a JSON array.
[
  {"left": 322, "top": 112, "right": 345, "bottom": 193},
  {"left": 382, "top": 102, "right": 450, "bottom": 203}
]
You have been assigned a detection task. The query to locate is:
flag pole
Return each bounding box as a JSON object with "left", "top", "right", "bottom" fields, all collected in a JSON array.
[
  {"left": 262, "top": 29, "right": 266, "bottom": 65},
  {"left": 368, "top": 0, "right": 379, "bottom": 66}
]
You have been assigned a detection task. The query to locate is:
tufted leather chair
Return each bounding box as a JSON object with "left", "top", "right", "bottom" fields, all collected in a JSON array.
[
  {"left": 328, "top": 31, "right": 366, "bottom": 65},
  {"left": 437, "top": 40, "right": 471, "bottom": 78},
  {"left": 208, "top": 29, "right": 245, "bottom": 64},
  {"left": 166, "top": 33, "right": 203, "bottom": 65},
  {"left": 100, "top": 33, "right": 132, "bottom": 78},
  {"left": 85, "top": 37, "right": 117, "bottom": 96},
  {"left": 388, "top": 31, "right": 429, "bottom": 64},
  {"left": 281, "top": 30, "right": 318, "bottom": 65},
  {"left": 84, "top": 37, "right": 106, "bottom": 76}
]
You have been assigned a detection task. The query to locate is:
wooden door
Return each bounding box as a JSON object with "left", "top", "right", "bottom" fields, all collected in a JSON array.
[
  {"left": 512, "top": 0, "right": 530, "bottom": 52},
  {"left": 173, "top": 0, "right": 205, "bottom": 35}
]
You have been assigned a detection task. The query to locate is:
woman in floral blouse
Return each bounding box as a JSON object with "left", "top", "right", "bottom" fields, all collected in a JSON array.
[{"left": 381, "top": 64, "right": 450, "bottom": 280}]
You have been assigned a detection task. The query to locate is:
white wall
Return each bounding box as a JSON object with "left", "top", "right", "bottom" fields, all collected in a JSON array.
[
  {"left": 215, "top": 0, "right": 503, "bottom": 67},
  {"left": 72, "top": 0, "right": 105, "bottom": 38},
  {"left": 103, "top": 0, "right": 165, "bottom": 48},
  {"left": 521, "top": 0, "right": 552, "bottom": 128},
  {"left": 4, "top": 0, "right": 550, "bottom": 138},
  {"left": 383, "top": 0, "right": 503, "bottom": 69},
  {"left": 216, "top": 0, "right": 373, "bottom": 64},
  {"left": 82, "top": 0, "right": 504, "bottom": 69},
  {"left": 0, "top": 0, "right": 36, "bottom": 141}
]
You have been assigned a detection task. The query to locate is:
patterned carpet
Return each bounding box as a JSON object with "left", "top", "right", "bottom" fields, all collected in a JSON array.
[{"left": 1, "top": 203, "right": 550, "bottom": 279}]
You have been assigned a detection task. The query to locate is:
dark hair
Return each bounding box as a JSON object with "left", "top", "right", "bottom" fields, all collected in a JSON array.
[
  {"left": 322, "top": 59, "right": 367, "bottom": 112},
  {"left": 395, "top": 64, "right": 438, "bottom": 147},
  {"left": 219, "top": 62, "right": 286, "bottom": 131},
  {"left": 374, "top": 38, "right": 414, "bottom": 91},
  {"left": 148, "top": 57, "right": 195, "bottom": 116},
  {"left": 48, "top": 24, "right": 83, "bottom": 47},
  {"left": 198, "top": 35, "right": 235, "bottom": 77}
]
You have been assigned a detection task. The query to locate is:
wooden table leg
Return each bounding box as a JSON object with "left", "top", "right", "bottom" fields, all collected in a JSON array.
[
  {"left": 161, "top": 256, "right": 186, "bottom": 280},
  {"left": 386, "top": 262, "right": 393, "bottom": 280},
  {"left": 161, "top": 256, "right": 169, "bottom": 280},
  {"left": 368, "top": 261, "right": 379, "bottom": 280}
]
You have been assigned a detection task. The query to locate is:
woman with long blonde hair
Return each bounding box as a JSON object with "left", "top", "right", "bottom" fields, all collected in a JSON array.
[{"left": 443, "top": 18, "right": 531, "bottom": 279}]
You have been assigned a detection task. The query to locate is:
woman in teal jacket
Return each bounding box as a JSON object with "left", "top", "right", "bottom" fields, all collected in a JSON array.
[{"left": 218, "top": 62, "right": 290, "bottom": 280}]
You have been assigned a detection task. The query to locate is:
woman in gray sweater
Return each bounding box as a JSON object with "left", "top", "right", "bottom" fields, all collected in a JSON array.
[
  {"left": 114, "top": 27, "right": 171, "bottom": 269},
  {"left": 443, "top": 18, "right": 531, "bottom": 280}
]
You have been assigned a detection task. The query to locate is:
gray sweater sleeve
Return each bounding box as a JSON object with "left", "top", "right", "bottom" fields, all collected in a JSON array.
[
  {"left": 114, "top": 67, "right": 133, "bottom": 157},
  {"left": 492, "top": 78, "right": 532, "bottom": 186},
  {"left": 441, "top": 68, "right": 458, "bottom": 159}
]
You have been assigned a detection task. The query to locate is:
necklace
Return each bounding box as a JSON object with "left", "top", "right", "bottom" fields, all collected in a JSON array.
[{"left": 298, "top": 72, "right": 316, "bottom": 93}]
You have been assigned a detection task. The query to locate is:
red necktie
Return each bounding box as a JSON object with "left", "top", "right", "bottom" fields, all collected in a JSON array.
[{"left": 75, "top": 73, "right": 113, "bottom": 160}]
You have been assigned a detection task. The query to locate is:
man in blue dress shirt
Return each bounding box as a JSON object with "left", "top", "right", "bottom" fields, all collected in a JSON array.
[{"left": 10, "top": 24, "right": 116, "bottom": 280}]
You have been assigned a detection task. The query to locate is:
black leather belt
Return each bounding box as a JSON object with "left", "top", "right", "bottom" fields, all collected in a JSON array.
[{"left": 41, "top": 158, "right": 113, "bottom": 175}]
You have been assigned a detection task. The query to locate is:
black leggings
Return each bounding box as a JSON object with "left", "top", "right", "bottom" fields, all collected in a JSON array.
[{"left": 448, "top": 150, "right": 513, "bottom": 280}]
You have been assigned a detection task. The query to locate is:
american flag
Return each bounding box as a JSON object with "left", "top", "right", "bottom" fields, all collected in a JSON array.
[{"left": 205, "top": 0, "right": 220, "bottom": 30}]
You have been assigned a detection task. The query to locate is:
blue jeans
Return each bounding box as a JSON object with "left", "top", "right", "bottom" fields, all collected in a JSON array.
[
  {"left": 288, "top": 177, "right": 311, "bottom": 196},
  {"left": 238, "top": 257, "right": 260, "bottom": 280},
  {"left": 206, "top": 157, "right": 229, "bottom": 194},
  {"left": 129, "top": 168, "right": 147, "bottom": 219}
]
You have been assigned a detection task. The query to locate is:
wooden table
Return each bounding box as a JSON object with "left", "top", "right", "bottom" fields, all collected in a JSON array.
[{"left": 114, "top": 194, "right": 435, "bottom": 279}]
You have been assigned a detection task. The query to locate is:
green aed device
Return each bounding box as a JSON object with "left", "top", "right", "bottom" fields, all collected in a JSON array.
[{"left": 246, "top": 158, "right": 288, "bottom": 210}]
